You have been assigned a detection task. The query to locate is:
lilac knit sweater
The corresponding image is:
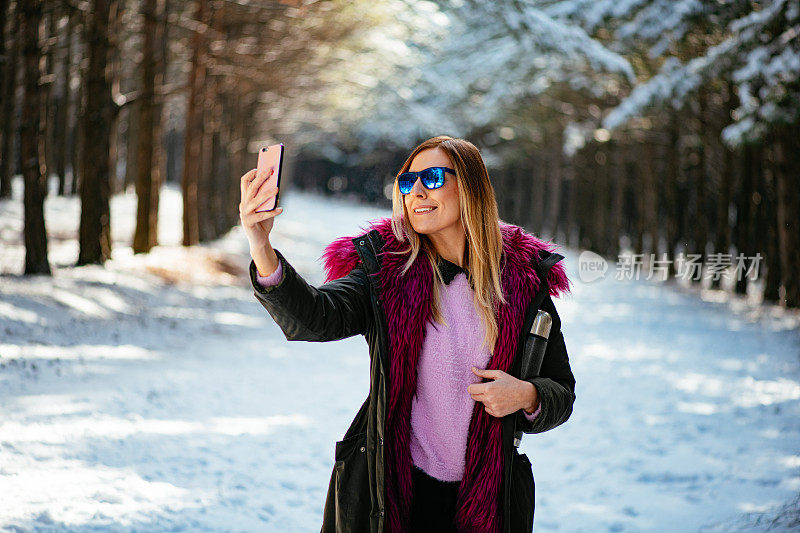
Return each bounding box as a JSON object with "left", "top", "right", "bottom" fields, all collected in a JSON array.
[{"left": 255, "top": 260, "right": 541, "bottom": 482}]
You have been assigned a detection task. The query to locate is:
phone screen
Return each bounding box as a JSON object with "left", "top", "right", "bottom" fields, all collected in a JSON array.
[{"left": 255, "top": 143, "right": 284, "bottom": 212}]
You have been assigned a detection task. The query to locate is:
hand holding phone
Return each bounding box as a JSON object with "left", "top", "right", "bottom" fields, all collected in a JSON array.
[
  {"left": 255, "top": 143, "right": 283, "bottom": 212},
  {"left": 239, "top": 143, "right": 285, "bottom": 254}
]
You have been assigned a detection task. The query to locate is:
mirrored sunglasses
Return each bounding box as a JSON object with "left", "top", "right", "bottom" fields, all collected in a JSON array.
[{"left": 398, "top": 166, "right": 456, "bottom": 195}]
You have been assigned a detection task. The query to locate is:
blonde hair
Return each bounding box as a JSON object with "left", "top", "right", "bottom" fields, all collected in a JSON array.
[{"left": 388, "top": 135, "right": 507, "bottom": 352}]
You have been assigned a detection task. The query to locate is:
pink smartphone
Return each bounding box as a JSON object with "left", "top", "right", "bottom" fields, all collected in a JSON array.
[{"left": 255, "top": 143, "right": 284, "bottom": 212}]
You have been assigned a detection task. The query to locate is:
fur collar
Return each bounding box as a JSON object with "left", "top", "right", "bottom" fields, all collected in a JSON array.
[{"left": 321, "top": 216, "right": 569, "bottom": 532}]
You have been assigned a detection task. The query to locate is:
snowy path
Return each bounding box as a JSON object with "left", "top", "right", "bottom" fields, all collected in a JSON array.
[{"left": 1, "top": 178, "right": 798, "bottom": 532}]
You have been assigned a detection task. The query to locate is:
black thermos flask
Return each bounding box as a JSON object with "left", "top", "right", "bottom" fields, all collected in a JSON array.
[{"left": 513, "top": 309, "right": 552, "bottom": 448}]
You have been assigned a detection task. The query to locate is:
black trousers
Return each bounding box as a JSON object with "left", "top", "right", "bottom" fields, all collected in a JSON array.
[{"left": 409, "top": 463, "right": 460, "bottom": 532}]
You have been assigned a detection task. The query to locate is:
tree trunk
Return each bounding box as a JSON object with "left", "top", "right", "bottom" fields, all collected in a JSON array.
[
  {"left": 0, "top": 0, "right": 7, "bottom": 195},
  {"left": 222, "top": 98, "right": 237, "bottom": 232},
  {"left": 132, "top": 0, "right": 165, "bottom": 254},
  {"left": 70, "top": 11, "right": 85, "bottom": 196},
  {"left": 211, "top": 124, "right": 227, "bottom": 237},
  {"left": 641, "top": 135, "right": 659, "bottom": 258},
  {"left": 509, "top": 166, "right": 522, "bottom": 225},
  {"left": 752, "top": 141, "right": 772, "bottom": 300},
  {"left": 663, "top": 113, "right": 682, "bottom": 279},
  {"left": 633, "top": 140, "right": 645, "bottom": 255},
  {"left": 546, "top": 133, "right": 563, "bottom": 239},
  {"left": 562, "top": 159, "right": 576, "bottom": 247},
  {"left": 20, "top": 0, "right": 50, "bottom": 274},
  {"left": 228, "top": 95, "right": 249, "bottom": 221},
  {"left": 712, "top": 82, "right": 735, "bottom": 288},
  {"left": 198, "top": 72, "right": 216, "bottom": 243},
  {"left": 181, "top": 0, "right": 206, "bottom": 247},
  {"left": 700, "top": 84, "right": 723, "bottom": 289},
  {"left": 0, "top": 0, "right": 19, "bottom": 199},
  {"left": 165, "top": 127, "right": 180, "bottom": 183},
  {"left": 761, "top": 139, "right": 780, "bottom": 304},
  {"left": 220, "top": 93, "right": 240, "bottom": 234},
  {"left": 124, "top": 100, "right": 140, "bottom": 191},
  {"left": 529, "top": 153, "right": 545, "bottom": 233},
  {"left": 609, "top": 140, "right": 625, "bottom": 259},
  {"left": 42, "top": 4, "right": 56, "bottom": 181},
  {"left": 712, "top": 143, "right": 733, "bottom": 289},
  {"left": 77, "top": 0, "right": 116, "bottom": 266},
  {"left": 774, "top": 124, "right": 800, "bottom": 307},
  {"left": 107, "top": 3, "right": 122, "bottom": 195},
  {"left": 734, "top": 143, "right": 755, "bottom": 295},
  {"left": 54, "top": 5, "right": 73, "bottom": 195},
  {"left": 691, "top": 95, "right": 708, "bottom": 285},
  {"left": 594, "top": 147, "right": 611, "bottom": 255}
]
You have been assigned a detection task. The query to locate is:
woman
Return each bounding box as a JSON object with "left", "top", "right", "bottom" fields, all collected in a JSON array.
[{"left": 238, "top": 136, "right": 576, "bottom": 533}]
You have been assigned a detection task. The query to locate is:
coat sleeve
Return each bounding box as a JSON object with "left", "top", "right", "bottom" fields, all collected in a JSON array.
[
  {"left": 249, "top": 247, "right": 373, "bottom": 342},
  {"left": 515, "top": 293, "right": 576, "bottom": 434}
]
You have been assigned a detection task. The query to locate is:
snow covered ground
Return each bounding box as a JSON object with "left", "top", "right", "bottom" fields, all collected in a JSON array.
[{"left": 1, "top": 175, "right": 799, "bottom": 532}]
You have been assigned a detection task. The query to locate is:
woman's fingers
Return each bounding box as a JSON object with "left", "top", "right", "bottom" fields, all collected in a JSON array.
[
  {"left": 240, "top": 168, "right": 257, "bottom": 199},
  {"left": 242, "top": 207, "right": 283, "bottom": 227},
  {"left": 246, "top": 167, "right": 275, "bottom": 198},
  {"left": 257, "top": 207, "right": 283, "bottom": 219},
  {"left": 247, "top": 185, "right": 278, "bottom": 213},
  {"left": 243, "top": 191, "right": 280, "bottom": 217},
  {"left": 239, "top": 182, "right": 278, "bottom": 218},
  {"left": 240, "top": 190, "right": 278, "bottom": 223}
]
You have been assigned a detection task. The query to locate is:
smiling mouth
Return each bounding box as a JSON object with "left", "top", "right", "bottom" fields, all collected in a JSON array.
[{"left": 414, "top": 207, "right": 437, "bottom": 214}]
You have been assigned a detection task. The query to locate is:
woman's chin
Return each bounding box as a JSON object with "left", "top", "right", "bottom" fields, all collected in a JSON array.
[{"left": 410, "top": 219, "right": 441, "bottom": 235}]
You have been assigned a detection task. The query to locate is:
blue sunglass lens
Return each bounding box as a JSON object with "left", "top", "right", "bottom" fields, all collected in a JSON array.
[
  {"left": 398, "top": 167, "right": 447, "bottom": 194},
  {"left": 398, "top": 174, "right": 415, "bottom": 194}
]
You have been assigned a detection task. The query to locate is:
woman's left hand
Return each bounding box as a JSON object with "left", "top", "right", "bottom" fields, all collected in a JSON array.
[{"left": 467, "top": 367, "right": 539, "bottom": 418}]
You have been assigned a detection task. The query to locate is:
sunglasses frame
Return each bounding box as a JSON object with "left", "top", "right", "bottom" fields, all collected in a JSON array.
[{"left": 398, "top": 166, "right": 456, "bottom": 195}]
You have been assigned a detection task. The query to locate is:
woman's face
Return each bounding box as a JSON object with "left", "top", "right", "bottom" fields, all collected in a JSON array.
[{"left": 402, "top": 147, "right": 462, "bottom": 238}]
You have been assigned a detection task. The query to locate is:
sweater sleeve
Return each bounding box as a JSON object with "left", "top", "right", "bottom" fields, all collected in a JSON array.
[
  {"left": 255, "top": 260, "right": 283, "bottom": 286},
  {"left": 522, "top": 402, "right": 542, "bottom": 421}
]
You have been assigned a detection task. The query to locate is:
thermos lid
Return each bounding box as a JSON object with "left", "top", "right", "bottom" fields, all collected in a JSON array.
[{"left": 529, "top": 310, "right": 552, "bottom": 338}]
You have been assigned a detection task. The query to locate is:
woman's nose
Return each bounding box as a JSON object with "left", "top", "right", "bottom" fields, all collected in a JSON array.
[{"left": 411, "top": 176, "right": 426, "bottom": 196}]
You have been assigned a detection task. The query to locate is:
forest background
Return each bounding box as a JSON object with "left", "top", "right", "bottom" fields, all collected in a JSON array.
[{"left": 1, "top": 0, "right": 798, "bottom": 307}]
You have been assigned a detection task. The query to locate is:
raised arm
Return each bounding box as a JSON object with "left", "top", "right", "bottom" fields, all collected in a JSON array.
[
  {"left": 515, "top": 293, "right": 576, "bottom": 434},
  {"left": 239, "top": 165, "right": 373, "bottom": 343},
  {"left": 250, "top": 248, "right": 373, "bottom": 342}
]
